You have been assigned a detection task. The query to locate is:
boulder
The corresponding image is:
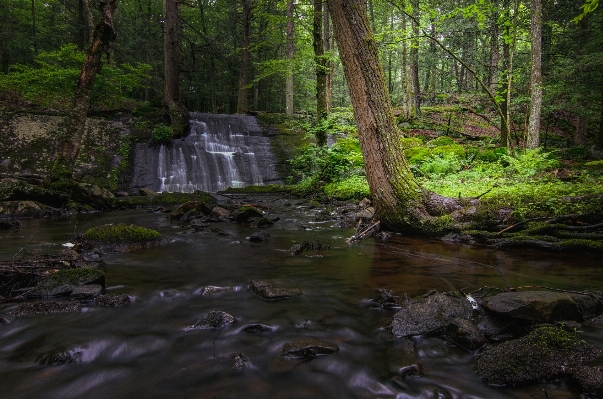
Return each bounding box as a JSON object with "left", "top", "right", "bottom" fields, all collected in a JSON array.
[
  {"left": 249, "top": 230, "right": 270, "bottom": 242},
  {"left": 73, "top": 183, "right": 116, "bottom": 210},
  {"left": 39, "top": 349, "right": 81, "bottom": 366},
  {"left": 10, "top": 301, "right": 81, "bottom": 316},
  {"left": 0, "top": 219, "right": 21, "bottom": 229},
  {"left": 29, "top": 267, "right": 105, "bottom": 297},
  {"left": 288, "top": 240, "right": 330, "bottom": 255},
  {"left": 250, "top": 217, "right": 275, "bottom": 228},
  {"left": 0, "top": 178, "right": 68, "bottom": 207},
  {"left": 444, "top": 317, "right": 487, "bottom": 351},
  {"left": 384, "top": 292, "right": 474, "bottom": 337},
  {"left": 249, "top": 280, "right": 301, "bottom": 301},
  {"left": 475, "top": 326, "right": 603, "bottom": 386},
  {"left": 200, "top": 285, "right": 232, "bottom": 295},
  {"left": 573, "top": 366, "right": 603, "bottom": 395},
  {"left": 70, "top": 284, "right": 103, "bottom": 300},
  {"left": 282, "top": 337, "right": 339, "bottom": 358},
  {"left": 355, "top": 206, "right": 375, "bottom": 221},
  {"left": 138, "top": 187, "right": 158, "bottom": 196},
  {"left": 233, "top": 206, "right": 264, "bottom": 223},
  {"left": 170, "top": 201, "right": 213, "bottom": 220},
  {"left": 0, "top": 200, "right": 44, "bottom": 218},
  {"left": 482, "top": 291, "right": 582, "bottom": 323},
  {"left": 211, "top": 206, "right": 231, "bottom": 220},
  {"left": 186, "top": 310, "right": 236, "bottom": 330},
  {"left": 232, "top": 353, "right": 249, "bottom": 369}
]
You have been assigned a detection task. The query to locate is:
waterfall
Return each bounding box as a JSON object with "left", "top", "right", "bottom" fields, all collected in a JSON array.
[{"left": 143, "top": 113, "right": 278, "bottom": 193}]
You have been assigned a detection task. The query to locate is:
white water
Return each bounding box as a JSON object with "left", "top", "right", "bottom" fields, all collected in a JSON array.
[{"left": 157, "top": 114, "right": 267, "bottom": 192}]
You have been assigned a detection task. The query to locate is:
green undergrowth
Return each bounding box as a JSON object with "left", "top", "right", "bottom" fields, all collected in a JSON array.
[
  {"left": 117, "top": 191, "right": 216, "bottom": 207},
  {"left": 84, "top": 223, "right": 161, "bottom": 243},
  {"left": 220, "top": 184, "right": 294, "bottom": 194}
]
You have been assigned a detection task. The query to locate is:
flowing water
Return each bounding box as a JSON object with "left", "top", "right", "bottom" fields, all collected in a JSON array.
[
  {"left": 132, "top": 113, "right": 280, "bottom": 193},
  {"left": 1, "top": 198, "right": 602, "bottom": 399}
]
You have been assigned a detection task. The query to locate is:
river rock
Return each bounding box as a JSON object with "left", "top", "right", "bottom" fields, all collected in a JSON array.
[
  {"left": 210, "top": 227, "right": 233, "bottom": 237},
  {"left": 211, "top": 206, "right": 231, "bottom": 220},
  {"left": 234, "top": 206, "right": 264, "bottom": 223},
  {"left": 384, "top": 292, "right": 474, "bottom": 337},
  {"left": 39, "top": 349, "right": 81, "bottom": 366},
  {"left": 232, "top": 353, "right": 249, "bottom": 369},
  {"left": 0, "top": 200, "right": 45, "bottom": 218},
  {"left": 200, "top": 285, "right": 232, "bottom": 295},
  {"left": 138, "top": 187, "right": 158, "bottom": 196},
  {"left": 282, "top": 337, "right": 339, "bottom": 358},
  {"left": 187, "top": 310, "right": 236, "bottom": 330},
  {"left": 355, "top": 207, "right": 375, "bottom": 221},
  {"left": 70, "top": 284, "right": 103, "bottom": 300},
  {"left": 288, "top": 240, "right": 330, "bottom": 255},
  {"left": 250, "top": 217, "right": 275, "bottom": 228},
  {"left": 0, "top": 219, "right": 21, "bottom": 229},
  {"left": 444, "top": 317, "right": 487, "bottom": 351},
  {"left": 249, "top": 230, "right": 270, "bottom": 242},
  {"left": 170, "top": 201, "right": 212, "bottom": 220},
  {"left": 571, "top": 293, "right": 603, "bottom": 320},
  {"left": 10, "top": 301, "right": 81, "bottom": 316},
  {"left": 475, "top": 326, "right": 603, "bottom": 386},
  {"left": 249, "top": 280, "right": 301, "bottom": 301},
  {"left": 73, "top": 183, "right": 116, "bottom": 210},
  {"left": 29, "top": 267, "right": 106, "bottom": 297},
  {"left": 481, "top": 291, "right": 582, "bottom": 323},
  {"left": 572, "top": 366, "right": 603, "bottom": 395},
  {"left": 387, "top": 340, "right": 423, "bottom": 377},
  {"left": 94, "top": 294, "right": 132, "bottom": 307}
]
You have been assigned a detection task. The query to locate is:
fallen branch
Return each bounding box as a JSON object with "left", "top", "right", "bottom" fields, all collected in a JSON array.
[
  {"left": 348, "top": 221, "right": 381, "bottom": 243},
  {"left": 496, "top": 217, "right": 550, "bottom": 236}
]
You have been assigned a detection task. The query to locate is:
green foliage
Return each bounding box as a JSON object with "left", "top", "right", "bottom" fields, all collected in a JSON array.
[
  {"left": 401, "top": 137, "right": 424, "bottom": 149},
  {"left": 427, "top": 136, "right": 456, "bottom": 147},
  {"left": 404, "top": 147, "right": 431, "bottom": 164},
  {"left": 84, "top": 223, "right": 161, "bottom": 243},
  {"left": 502, "top": 149, "right": 560, "bottom": 178},
  {"left": 431, "top": 143, "right": 466, "bottom": 159},
  {"left": 419, "top": 153, "right": 463, "bottom": 176},
  {"left": 323, "top": 176, "right": 370, "bottom": 200},
  {"left": 529, "top": 327, "right": 581, "bottom": 351},
  {"left": 0, "top": 44, "right": 151, "bottom": 109},
  {"left": 152, "top": 124, "right": 173, "bottom": 144}
]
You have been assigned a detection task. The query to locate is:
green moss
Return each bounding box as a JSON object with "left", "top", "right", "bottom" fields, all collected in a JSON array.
[
  {"left": 221, "top": 185, "right": 293, "bottom": 194},
  {"left": 117, "top": 191, "right": 216, "bottom": 207},
  {"left": 401, "top": 137, "right": 424, "bottom": 149},
  {"left": 404, "top": 147, "right": 431, "bottom": 164},
  {"left": 427, "top": 136, "right": 456, "bottom": 147},
  {"left": 84, "top": 223, "right": 161, "bottom": 243},
  {"left": 552, "top": 239, "right": 603, "bottom": 251},
  {"left": 529, "top": 326, "right": 581, "bottom": 351},
  {"left": 323, "top": 175, "right": 370, "bottom": 200},
  {"left": 431, "top": 144, "right": 466, "bottom": 159},
  {"left": 46, "top": 268, "right": 105, "bottom": 287}
]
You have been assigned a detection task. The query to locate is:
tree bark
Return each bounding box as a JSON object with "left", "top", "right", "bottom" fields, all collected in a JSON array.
[
  {"left": 327, "top": 0, "right": 431, "bottom": 232},
  {"left": 500, "top": 0, "right": 511, "bottom": 148},
  {"left": 527, "top": 0, "right": 542, "bottom": 149},
  {"left": 237, "top": 0, "right": 251, "bottom": 114},
  {"left": 314, "top": 0, "right": 328, "bottom": 145},
  {"left": 400, "top": 11, "right": 413, "bottom": 121},
  {"left": 163, "top": 0, "right": 188, "bottom": 137},
  {"left": 285, "top": 0, "right": 294, "bottom": 115},
  {"left": 55, "top": 0, "right": 117, "bottom": 178},
  {"left": 324, "top": 2, "right": 333, "bottom": 112},
  {"left": 410, "top": 0, "right": 421, "bottom": 117}
]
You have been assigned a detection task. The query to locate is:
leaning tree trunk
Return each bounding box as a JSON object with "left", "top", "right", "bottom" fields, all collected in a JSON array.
[
  {"left": 54, "top": 0, "right": 117, "bottom": 179},
  {"left": 326, "top": 0, "right": 452, "bottom": 233}
]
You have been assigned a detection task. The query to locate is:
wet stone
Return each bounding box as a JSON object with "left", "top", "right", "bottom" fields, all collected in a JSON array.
[
  {"left": 482, "top": 291, "right": 582, "bottom": 323},
  {"left": 282, "top": 337, "right": 340, "bottom": 359},
  {"left": 373, "top": 289, "right": 404, "bottom": 309},
  {"left": 200, "top": 285, "right": 232, "bottom": 295},
  {"left": 94, "top": 294, "right": 132, "bottom": 307},
  {"left": 249, "top": 280, "right": 301, "bottom": 301},
  {"left": 572, "top": 366, "right": 603, "bottom": 395},
  {"left": 288, "top": 241, "right": 330, "bottom": 255},
  {"left": 70, "top": 284, "right": 103, "bottom": 300},
  {"left": 444, "top": 317, "right": 487, "bottom": 352},
  {"left": 232, "top": 353, "right": 249, "bottom": 369},
  {"left": 11, "top": 301, "right": 81, "bottom": 316},
  {"left": 387, "top": 340, "right": 423, "bottom": 377},
  {"left": 187, "top": 310, "right": 236, "bottom": 330},
  {"left": 39, "top": 349, "right": 81, "bottom": 366},
  {"left": 243, "top": 323, "right": 274, "bottom": 333},
  {"left": 249, "top": 230, "right": 270, "bottom": 243}
]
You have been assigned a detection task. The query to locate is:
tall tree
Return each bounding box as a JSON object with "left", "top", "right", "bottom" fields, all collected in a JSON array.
[
  {"left": 163, "top": 0, "right": 187, "bottom": 137},
  {"left": 410, "top": 0, "right": 421, "bottom": 116},
  {"left": 314, "top": 0, "right": 328, "bottom": 145},
  {"left": 55, "top": 0, "right": 118, "bottom": 177},
  {"left": 285, "top": 0, "right": 294, "bottom": 115},
  {"left": 527, "top": 0, "right": 543, "bottom": 149},
  {"left": 237, "top": 0, "right": 252, "bottom": 113}
]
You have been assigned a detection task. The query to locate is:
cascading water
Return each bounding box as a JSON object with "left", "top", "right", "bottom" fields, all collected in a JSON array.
[{"left": 131, "top": 113, "right": 280, "bottom": 193}]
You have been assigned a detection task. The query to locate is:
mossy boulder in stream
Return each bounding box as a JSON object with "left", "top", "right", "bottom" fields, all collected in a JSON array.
[
  {"left": 476, "top": 327, "right": 603, "bottom": 386},
  {"left": 83, "top": 223, "right": 161, "bottom": 251},
  {"left": 29, "top": 267, "right": 106, "bottom": 297}
]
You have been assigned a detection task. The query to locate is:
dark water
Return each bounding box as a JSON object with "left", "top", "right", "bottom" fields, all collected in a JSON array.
[{"left": 1, "top": 199, "right": 602, "bottom": 399}]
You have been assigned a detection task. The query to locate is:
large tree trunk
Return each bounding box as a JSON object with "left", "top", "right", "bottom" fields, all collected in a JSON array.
[
  {"left": 55, "top": 0, "right": 117, "bottom": 178},
  {"left": 285, "top": 0, "right": 294, "bottom": 115},
  {"left": 410, "top": 0, "right": 421, "bottom": 117},
  {"left": 324, "top": 2, "right": 333, "bottom": 112},
  {"left": 400, "top": 12, "right": 413, "bottom": 121},
  {"left": 313, "top": 0, "right": 328, "bottom": 145},
  {"left": 327, "top": 0, "right": 441, "bottom": 233},
  {"left": 163, "top": 0, "right": 188, "bottom": 137},
  {"left": 237, "top": 0, "right": 251, "bottom": 113},
  {"left": 527, "top": 0, "right": 542, "bottom": 149},
  {"left": 500, "top": 0, "right": 511, "bottom": 148}
]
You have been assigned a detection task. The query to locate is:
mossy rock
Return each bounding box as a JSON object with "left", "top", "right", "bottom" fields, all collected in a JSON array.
[
  {"left": 0, "top": 178, "right": 68, "bottom": 207},
  {"left": 233, "top": 206, "right": 264, "bottom": 223},
  {"left": 475, "top": 149, "right": 498, "bottom": 162},
  {"left": 404, "top": 147, "right": 431, "bottom": 164},
  {"left": 83, "top": 223, "right": 161, "bottom": 244},
  {"left": 30, "top": 267, "right": 106, "bottom": 297},
  {"left": 170, "top": 201, "right": 213, "bottom": 219},
  {"left": 221, "top": 185, "right": 293, "bottom": 195},
  {"left": 431, "top": 144, "right": 466, "bottom": 159}
]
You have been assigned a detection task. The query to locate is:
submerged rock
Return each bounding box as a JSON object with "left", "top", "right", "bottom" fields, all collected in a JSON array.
[
  {"left": 475, "top": 326, "right": 603, "bottom": 386},
  {"left": 83, "top": 223, "right": 162, "bottom": 251},
  {"left": 249, "top": 230, "right": 270, "bottom": 243},
  {"left": 10, "top": 301, "right": 81, "bottom": 316},
  {"left": 70, "top": 284, "right": 103, "bottom": 300},
  {"left": 282, "top": 337, "right": 339, "bottom": 358},
  {"left": 249, "top": 280, "right": 301, "bottom": 301},
  {"left": 288, "top": 241, "right": 330, "bottom": 255},
  {"left": 38, "top": 349, "right": 81, "bottom": 366},
  {"left": 232, "top": 353, "right": 250, "bottom": 369},
  {"left": 170, "top": 201, "right": 214, "bottom": 220},
  {"left": 187, "top": 310, "right": 236, "bottom": 330},
  {"left": 482, "top": 291, "right": 582, "bottom": 323},
  {"left": 443, "top": 317, "right": 487, "bottom": 351},
  {"left": 29, "top": 267, "right": 105, "bottom": 298},
  {"left": 94, "top": 294, "right": 132, "bottom": 307},
  {"left": 387, "top": 340, "right": 423, "bottom": 377},
  {"left": 234, "top": 206, "right": 264, "bottom": 223},
  {"left": 384, "top": 291, "right": 474, "bottom": 337},
  {"left": 200, "top": 285, "right": 232, "bottom": 295}
]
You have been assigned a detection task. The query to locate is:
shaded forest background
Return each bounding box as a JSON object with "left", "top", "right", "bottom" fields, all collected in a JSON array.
[{"left": 1, "top": 0, "right": 602, "bottom": 150}]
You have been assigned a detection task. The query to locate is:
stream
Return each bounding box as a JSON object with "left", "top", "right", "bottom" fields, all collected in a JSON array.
[{"left": 1, "top": 196, "right": 602, "bottom": 399}]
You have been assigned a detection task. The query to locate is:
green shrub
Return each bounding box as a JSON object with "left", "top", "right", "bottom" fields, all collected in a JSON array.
[
  {"left": 427, "top": 136, "right": 456, "bottom": 147},
  {"left": 502, "top": 149, "right": 560, "bottom": 177},
  {"left": 401, "top": 137, "right": 424, "bottom": 149},
  {"left": 431, "top": 143, "right": 466, "bottom": 159},
  {"left": 404, "top": 147, "right": 431, "bottom": 164},
  {"left": 419, "top": 153, "right": 462, "bottom": 176},
  {"left": 152, "top": 124, "right": 173, "bottom": 144},
  {"left": 324, "top": 175, "right": 370, "bottom": 200}
]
